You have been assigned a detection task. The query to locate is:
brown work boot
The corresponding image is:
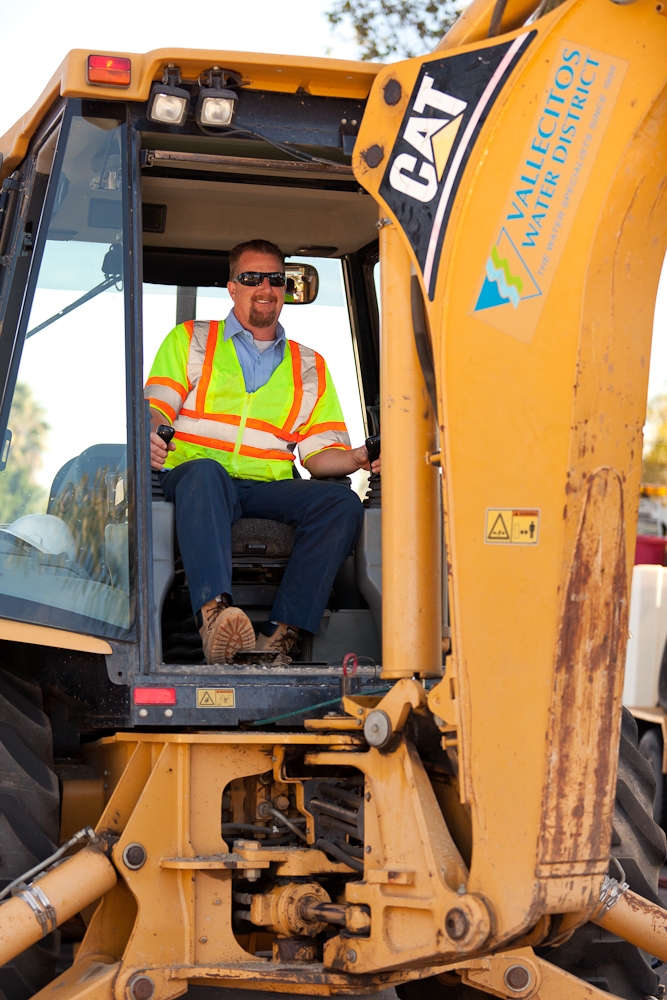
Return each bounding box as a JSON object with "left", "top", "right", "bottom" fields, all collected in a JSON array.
[
  {"left": 199, "top": 598, "right": 255, "bottom": 665},
  {"left": 254, "top": 622, "right": 300, "bottom": 665}
]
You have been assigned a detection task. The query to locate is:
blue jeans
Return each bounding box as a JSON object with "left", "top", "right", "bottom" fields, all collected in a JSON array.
[{"left": 161, "top": 459, "right": 364, "bottom": 634}]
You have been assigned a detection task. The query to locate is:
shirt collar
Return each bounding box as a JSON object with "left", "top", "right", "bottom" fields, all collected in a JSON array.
[{"left": 224, "top": 308, "right": 285, "bottom": 345}]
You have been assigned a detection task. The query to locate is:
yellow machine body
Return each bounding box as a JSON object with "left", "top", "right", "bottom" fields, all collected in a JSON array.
[
  {"left": 0, "top": 0, "right": 666, "bottom": 997},
  {"left": 356, "top": 0, "right": 667, "bottom": 947}
]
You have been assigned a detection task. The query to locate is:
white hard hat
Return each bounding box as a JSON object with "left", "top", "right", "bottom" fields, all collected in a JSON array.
[{"left": 6, "top": 514, "right": 77, "bottom": 561}]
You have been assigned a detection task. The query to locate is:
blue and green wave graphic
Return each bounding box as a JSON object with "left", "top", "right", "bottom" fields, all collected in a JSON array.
[{"left": 474, "top": 229, "right": 541, "bottom": 313}]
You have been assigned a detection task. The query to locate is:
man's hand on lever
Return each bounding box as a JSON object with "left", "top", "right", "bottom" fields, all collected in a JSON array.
[
  {"left": 150, "top": 407, "right": 177, "bottom": 470},
  {"left": 304, "top": 444, "right": 381, "bottom": 479}
]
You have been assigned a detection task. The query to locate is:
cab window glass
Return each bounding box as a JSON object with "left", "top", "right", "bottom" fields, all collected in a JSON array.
[{"left": 0, "top": 113, "right": 132, "bottom": 638}]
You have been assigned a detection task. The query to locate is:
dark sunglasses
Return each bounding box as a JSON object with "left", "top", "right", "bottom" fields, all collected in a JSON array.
[{"left": 233, "top": 271, "right": 286, "bottom": 287}]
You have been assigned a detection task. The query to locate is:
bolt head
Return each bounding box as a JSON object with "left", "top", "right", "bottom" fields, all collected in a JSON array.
[
  {"left": 346, "top": 949, "right": 357, "bottom": 963},
  {"left": 199, "top": 936, "right": 207, "bottom": 944},
  {"left": 363, "top": 145, "right": 384, "bottom": 169},
  {"left": 504, "top": 965, "right": 531, "bottom": 992},
  {"left": 445, "top": 907, "right": 469, "bottom": 941},
  {"left": 138, "top": 708, "right": 148, "bottom": 718},
  {"left": 164, "top": 708, "right": 173, "bottom": 718},
  {"left": 365, "top": 845, "right": 371, "bottom": 853},
  {"left": 213, "top": 898, "right": 221, "bottom": 905},
  {"left": 364, "top": 709, "right": 392, "bottom": 747},
  {"left": 128, "top": 976, "right": 154, "bottom": 1000},
  {"left": 383, "top": 79, "right": 402, "bottom": 105},
  {"left": 122, "top": 843, "right": 147, "bottom": 870}
]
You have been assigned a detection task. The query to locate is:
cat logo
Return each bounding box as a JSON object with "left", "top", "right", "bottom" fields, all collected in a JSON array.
[
  {"left": 388, "top": 76, "right": 467, "bottom": 203},
  {"left": 379, "top": 32, "right": 535, "bottom": 299}
]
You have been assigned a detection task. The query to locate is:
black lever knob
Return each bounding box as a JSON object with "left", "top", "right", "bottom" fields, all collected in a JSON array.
[
  {"left": 156, "top": 424, "right": 176, "bottom": 445},
  {"left": 365, "top": 435, "right": 380, "bottom": 465}
]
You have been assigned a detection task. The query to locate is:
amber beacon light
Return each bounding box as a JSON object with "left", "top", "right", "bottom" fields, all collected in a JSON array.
[{"left": 87, "top": 55, "right": 132, "bottom": 87}]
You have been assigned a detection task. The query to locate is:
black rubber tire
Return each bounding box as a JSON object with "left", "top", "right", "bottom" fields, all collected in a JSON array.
[
  {"left": 639, "top": 726, "right": 667, "bottom": 831},
  {"left": 397, "top": 709, "right": 666, "bottom": 1000},
  {"left": 0, "top": 666, "right": 60, "bottom": 1000}
]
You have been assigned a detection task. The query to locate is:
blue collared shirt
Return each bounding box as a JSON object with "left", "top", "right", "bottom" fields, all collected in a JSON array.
[{"left": 223, "top": 308, "right": 286, "bottom": 393}]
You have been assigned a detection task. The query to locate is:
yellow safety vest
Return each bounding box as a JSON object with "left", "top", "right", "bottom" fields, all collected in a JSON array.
[{"left": 145, "top": 319, "right": 350, "bottom": 482}]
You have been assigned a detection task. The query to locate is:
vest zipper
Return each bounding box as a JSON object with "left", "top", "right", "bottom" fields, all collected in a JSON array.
[{"left": 232, "top": 393, "right": 252, "bottom": 474}]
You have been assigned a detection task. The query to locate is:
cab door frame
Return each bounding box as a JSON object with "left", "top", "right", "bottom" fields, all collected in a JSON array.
[{"left": 0, "top": 97, "right": 154, "bottom": 690}]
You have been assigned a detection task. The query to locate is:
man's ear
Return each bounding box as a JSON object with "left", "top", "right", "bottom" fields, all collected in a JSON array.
[{"left": 227, "top": 280, "right": 236, "bottom": 302}]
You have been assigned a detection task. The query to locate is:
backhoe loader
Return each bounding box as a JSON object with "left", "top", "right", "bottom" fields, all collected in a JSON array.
[{"left": 0, "top": 0, "right": 665, "bottom": 998}]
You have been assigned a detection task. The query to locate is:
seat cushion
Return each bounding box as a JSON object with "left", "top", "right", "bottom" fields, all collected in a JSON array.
[{"left": 231, "top": 518, "right": 295, "bottom": 559}]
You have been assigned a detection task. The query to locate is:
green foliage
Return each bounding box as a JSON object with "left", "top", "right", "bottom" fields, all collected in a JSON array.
[
  {"left": 0, "top": 382, "right": 49, "bottom": 524},
  {"left": 326, "top": 0, "right": 461, "bottom": 60}
]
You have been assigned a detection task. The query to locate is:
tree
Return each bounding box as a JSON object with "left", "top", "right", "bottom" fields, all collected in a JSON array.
[
  {"left": 0, "top": 382, "right": 49, "bottom": 524},
  {"left": 642, "top": 392, "right": 667, "bottom": 485},
  {"left": 326, "top": 0, "right": 461, "bottom": 61}
]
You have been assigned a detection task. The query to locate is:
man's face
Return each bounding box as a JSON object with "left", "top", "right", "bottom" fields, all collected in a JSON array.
[{"left": 227, "top": 251, "right": 285, "bottom": 331}]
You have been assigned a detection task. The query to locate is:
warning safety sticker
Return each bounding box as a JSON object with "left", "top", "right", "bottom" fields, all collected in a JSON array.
[
  {"left": 485, "top": 509, "right": 540, "bottom": 545},
  {"left": 196, "top": 688, "right": 235, "bottom": 708}
]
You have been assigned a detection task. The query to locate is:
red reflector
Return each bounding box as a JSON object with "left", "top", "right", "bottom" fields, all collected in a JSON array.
[
  {"left": 133, "top": 687, "right": 176, "bottom": 706},
  {"left": 87, "top": 55, "right": 131, "bottom": 87}
]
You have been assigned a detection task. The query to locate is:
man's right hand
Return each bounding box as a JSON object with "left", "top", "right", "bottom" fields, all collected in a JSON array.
[
  {"left": 150, "top": 431, "right": 176, "bottom": 470},
  {"left": 149, "top": 408, "right": 177, "bottom": 469}
]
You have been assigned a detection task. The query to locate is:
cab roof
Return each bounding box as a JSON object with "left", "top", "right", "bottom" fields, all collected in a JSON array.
[{"left": 0, "top": 48, "right": 382, "bottom": 181}]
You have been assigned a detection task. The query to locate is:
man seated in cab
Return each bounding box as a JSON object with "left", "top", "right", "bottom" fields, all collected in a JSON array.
[{"left": 145, "top": 239, "right": 380, "bottom": 665}]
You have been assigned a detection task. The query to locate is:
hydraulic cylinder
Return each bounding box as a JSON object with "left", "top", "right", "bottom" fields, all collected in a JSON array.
[
  {"left": 379, "top": 223, "right": 441, "bottom": 679},
  {"left": 594, "top": 886, "right": 667, "bottom": 963},
  {"left": 0, "top": 846, "right": 117, "bottom": 966}
]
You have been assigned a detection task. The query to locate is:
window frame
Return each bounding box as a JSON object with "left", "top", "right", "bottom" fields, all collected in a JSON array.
[
  {"left": 0, "top": 100, "right": 67, "bottom": 441},
  {"left": 0, "top": 98, "right": 147, "bottom": 655}
]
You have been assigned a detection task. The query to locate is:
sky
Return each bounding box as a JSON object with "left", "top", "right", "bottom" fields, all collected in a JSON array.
[{"left": 0, "top": 0, "right": 360, "bottom": 140}]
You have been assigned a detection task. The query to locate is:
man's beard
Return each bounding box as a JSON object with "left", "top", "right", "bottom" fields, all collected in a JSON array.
[{"left": 249, "top": 299, "right": 278, "bottom": 328}]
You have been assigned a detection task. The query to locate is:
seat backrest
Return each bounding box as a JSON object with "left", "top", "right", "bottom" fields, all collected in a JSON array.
[{"left": 47, "top": 444, "right": 127, "bottom": 580}]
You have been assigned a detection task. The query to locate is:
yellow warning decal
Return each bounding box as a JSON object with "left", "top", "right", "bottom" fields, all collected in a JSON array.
[
  {"left": 485, "top": 509, "right": 539, "bottom": 545},
  {"left": 196, "top": 688, "right": 235, "bottom": 708}
]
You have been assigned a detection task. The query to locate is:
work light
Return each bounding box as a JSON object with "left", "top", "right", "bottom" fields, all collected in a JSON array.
[
  {"left": 148, "top": 66, "right": 190, "bottom": 126},
  {"left": 195, "top": 68, "right": 239, "bottom": 128}
]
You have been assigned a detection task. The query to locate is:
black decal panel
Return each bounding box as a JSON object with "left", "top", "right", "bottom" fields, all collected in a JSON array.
[{"left": 379, "top": 32, "right": 535, "bottom": 299}]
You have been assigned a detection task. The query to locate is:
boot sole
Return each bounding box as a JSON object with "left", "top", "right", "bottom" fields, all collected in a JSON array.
[{"left": 203, "top": 608, "right": 255, "bottom": 665}]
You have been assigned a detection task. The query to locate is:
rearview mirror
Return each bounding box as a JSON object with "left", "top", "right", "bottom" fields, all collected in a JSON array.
[{"left": 284, "top": 264, "right": 319, "bottom": 304}]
